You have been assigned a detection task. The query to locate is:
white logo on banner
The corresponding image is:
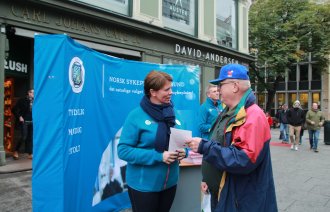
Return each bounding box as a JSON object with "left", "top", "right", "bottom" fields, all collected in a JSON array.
[{"left": 69, "top": 57, "right": 85, "bottom": 93}]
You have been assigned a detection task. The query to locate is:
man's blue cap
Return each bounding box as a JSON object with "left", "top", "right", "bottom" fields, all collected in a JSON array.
[{"left": 209, "top": 64, "right": 250, "bottom": 85}]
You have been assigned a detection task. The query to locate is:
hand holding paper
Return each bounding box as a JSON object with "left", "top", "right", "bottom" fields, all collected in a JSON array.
[
  {"left": 185, "top": 137, "right": 202, "bottom": 153},
  {"left": 169, "top": 128, "right": 192, "bottom": 152}
]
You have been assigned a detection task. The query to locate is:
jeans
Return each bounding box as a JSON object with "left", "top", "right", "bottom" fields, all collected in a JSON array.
[
  {"left": 308, "top": 129, "right": 320, "bottom": 150},
  {"left": 280, "top": 123, "right": 289, "bottom": 141}
]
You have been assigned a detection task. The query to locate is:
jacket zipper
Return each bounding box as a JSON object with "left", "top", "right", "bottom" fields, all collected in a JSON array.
[{"left": 163, "top": 165, "right": 170, "bottom": 189}]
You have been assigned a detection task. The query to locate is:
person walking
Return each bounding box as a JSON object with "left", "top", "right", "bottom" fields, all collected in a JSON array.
[
  {"left": 117, "top": 70, "right": 187, "bottom": 212},
  {"left": 12, "top": 89, "right": 34, "bottom": 160},
  {"left": 265, "top": 111, "right": 273, "bottom": 129},
  {"left": 286, "top": 100, "right": 305, "bottom": 151},
  {"left": 277, "top": 104, "right": 289, "bottom": 143},
  {"left": 305, "top": 103, "right": 325, "bottom": 152},
  {"left": 186, "top": 64, "right": 277, "bottom": 212}
]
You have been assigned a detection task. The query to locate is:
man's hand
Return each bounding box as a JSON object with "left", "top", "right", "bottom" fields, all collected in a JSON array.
[
  {"left": 19, "top": 116, "right": 24, "bottom": 123},
  {"left": 162, "top": 151, "right": 178, "bottom": 164},
  {"left": 185, "top": 137, "right": 202, "bottom": 152},
  {"left": 201, "top": 181, "right": 209, "bottom": 194}
]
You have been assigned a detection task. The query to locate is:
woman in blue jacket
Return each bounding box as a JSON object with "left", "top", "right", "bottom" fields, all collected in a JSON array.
[{"left": 118, "top": 70, "right": 187, "bottom": 212}]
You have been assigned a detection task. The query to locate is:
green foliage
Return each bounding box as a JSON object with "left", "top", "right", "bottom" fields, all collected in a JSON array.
[{"left": 249, "top": 0, "right": 330, "bottom": 109}]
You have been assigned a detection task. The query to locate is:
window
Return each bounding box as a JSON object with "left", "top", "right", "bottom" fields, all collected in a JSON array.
[
  {"left": 299, "top": 92, "right": 308, "bottom": 109},
  {"left": 257, "top": 93, "right": 266, "bottom": 109},
  {"left": 288, "top": 93, "right": 297, "bottom": 107},
  {"left": 300, "top": 65, "right": 308, "bottom": 81},
  {"left": 216, "top": 0, "right": 237, "bottom": 49},
  {"left": 288, "top": 65, "right": 297, "bottom": 81},
  {"left": 312, "top": 66, "right": 321, "bottom": 80},
  {"left": 163, "top": 57, "right": 199, "bottom": 67},
  {"left": 73, "top": 0, "right": 130, "bottom": 15},
  {"left": 162, "top": 0, "right": 196, "bottom": 35},
  {"left": 312, "top": 92, "right": 320, "bottom": 105},
  {"left": 277, "top": 93, "right": 285, "bottom": 106}
]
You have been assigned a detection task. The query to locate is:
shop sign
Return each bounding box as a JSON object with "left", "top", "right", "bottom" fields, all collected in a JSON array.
[
  {"left": 174, "top": 44, "right": 239, "bottom": 65},
  {"left": 4, "top": 59, "right": 28, "bottom": 74},
  {"left": 163, "top": 0, "right": 190, "bottom": 24}
]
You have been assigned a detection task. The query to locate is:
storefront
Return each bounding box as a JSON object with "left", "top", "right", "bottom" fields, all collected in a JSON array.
[{"left": 0, "top": 0, "right": 254, "bottom": 160}]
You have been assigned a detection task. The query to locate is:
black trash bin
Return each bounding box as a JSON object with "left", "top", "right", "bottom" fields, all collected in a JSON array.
[{"left": 324, "top": 120, "right": 330, "bottom": 145}]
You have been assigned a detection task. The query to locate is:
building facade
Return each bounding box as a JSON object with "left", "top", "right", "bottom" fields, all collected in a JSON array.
[
  {"left": 254, "top": 55, "right": 325, "bottom": 116},
  {"left": 0, "top": 0, "right": 254, "bottom": 164}
]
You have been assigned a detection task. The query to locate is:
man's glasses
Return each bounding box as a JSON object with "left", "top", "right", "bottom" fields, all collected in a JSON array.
[{"left": 217, "top": 81, "right": 238, "bottom": 89}]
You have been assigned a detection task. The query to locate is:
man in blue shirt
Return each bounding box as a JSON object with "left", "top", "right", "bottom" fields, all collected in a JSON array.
[{"left": 198, "top": 84, "right": 223, "bottom": 139}]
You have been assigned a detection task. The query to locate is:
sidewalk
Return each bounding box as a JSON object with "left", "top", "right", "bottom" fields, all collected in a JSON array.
[
  {"left": 0, "top": 153, "right": 32, "bottom": 174},
  {"left": 270, "top": 127, "right": 330, "bottom": 212}
]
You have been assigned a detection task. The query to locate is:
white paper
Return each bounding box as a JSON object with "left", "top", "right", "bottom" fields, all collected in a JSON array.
[{"left": 168, "top": 127, "right": 192, "bottom": 151}]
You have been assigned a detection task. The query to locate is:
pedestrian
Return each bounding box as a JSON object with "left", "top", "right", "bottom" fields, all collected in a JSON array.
[
  {"left": 305, "top": 103, "right": 325, "bottom": 152},
  {"left": 275, "top": 105, "right": 282, "bottom": 136},
  {"left": 117, "top": 70, "right": 187, "bottom": 212},
  {"left": 299, "top": 108, "right": 307, "bottom": 145},
  {"left": 287, "top": 100, "right": 305, "bottom": 151},
  {"left": 12, "top": 89, "right": 34, "bottom": 160},
  {"left": 186, "top": 64, "right": 277, "bottom": 212},
  {"left": 198, "top": 84, "right": 223, "bottom": 139},
  {"left": 265, "top": 111, "right": 273, "bottom": 129},
  {"left": 277, "top": 104, "right": 289, "bottom": 143}
]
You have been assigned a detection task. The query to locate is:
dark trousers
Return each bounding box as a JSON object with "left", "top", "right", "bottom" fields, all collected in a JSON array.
[
  {"left": 15, "top": 122, "right": 33, "bottom": 154},
  {"left": 128, "top": 185, "right": 177, "bottom": 212},
  {"left": 210, "top": 192, "right": 218, "bottom": 212}
]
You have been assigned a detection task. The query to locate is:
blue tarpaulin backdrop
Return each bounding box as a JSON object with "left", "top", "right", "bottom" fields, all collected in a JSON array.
[{"left": 32, "top": 34, "right": 200, "bottom": 212}]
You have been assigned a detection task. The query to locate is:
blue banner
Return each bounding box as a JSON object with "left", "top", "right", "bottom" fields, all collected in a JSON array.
[{"left": 33, "top": 34, "right": 200, "bottom": 212}]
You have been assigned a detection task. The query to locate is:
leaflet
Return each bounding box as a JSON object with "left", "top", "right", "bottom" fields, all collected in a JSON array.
[{"left": 168, "top": 127, "right": 192, "bottom": 151}]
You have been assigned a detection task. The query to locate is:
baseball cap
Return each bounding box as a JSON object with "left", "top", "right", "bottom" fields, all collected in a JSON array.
[{"left": 209, "top": 64, "right": 250, "bottom": 85}]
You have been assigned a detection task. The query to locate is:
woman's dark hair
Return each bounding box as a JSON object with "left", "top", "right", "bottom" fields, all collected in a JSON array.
[{"left": 144, "top": 70, "right": 172, "bottom": 97}]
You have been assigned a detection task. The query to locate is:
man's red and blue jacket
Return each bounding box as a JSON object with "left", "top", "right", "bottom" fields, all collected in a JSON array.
[{"left": 198, "top": 90, "right": 278, "bottom": 212}]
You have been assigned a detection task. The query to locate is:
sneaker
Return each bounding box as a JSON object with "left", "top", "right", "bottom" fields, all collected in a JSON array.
[
  {"left": 295, "top": 146, "right": 298, "bottom": 151},
  {"left": 291, "top": 144, "right": 294, "bottom": 150},
  {"left": 314, "top": 149, "right": 319, "bottom": 153}
]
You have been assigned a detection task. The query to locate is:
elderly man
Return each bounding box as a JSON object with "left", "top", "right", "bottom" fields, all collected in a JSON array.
[
  {"left": 186, "top": 64, "right": 277, "bottom": 212},
  {"left": 306, "top": 103, "right": 324, "bottom": 152},
  {"left": 287, "top": 100, "right": 305, "bottom": 151}
]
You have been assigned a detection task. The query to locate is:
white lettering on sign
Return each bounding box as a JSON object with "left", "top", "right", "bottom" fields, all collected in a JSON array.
[
  {"left": 69, "top": 145, "right": 80, "bottom": 155},
  {"left": 68, "top": 127, "right": 82, "bottom": 135},
  {"left": 4, "top": 60, "right": 28, "bottom": 73},
  {"left": 174, "top": 44, "right": 239, "bottom": 65},
  {"left": 68, "top": 109, "right": 85, "bottom": 116}
]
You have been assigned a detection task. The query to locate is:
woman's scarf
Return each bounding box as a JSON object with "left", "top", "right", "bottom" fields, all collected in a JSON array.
[{"left": 140, "top": 95, "right": 176, "bottom": 152}]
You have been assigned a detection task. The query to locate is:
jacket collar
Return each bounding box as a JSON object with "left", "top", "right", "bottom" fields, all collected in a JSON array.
[{"left": 225, "top": 88, "right": 255, "bottom": 132}]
